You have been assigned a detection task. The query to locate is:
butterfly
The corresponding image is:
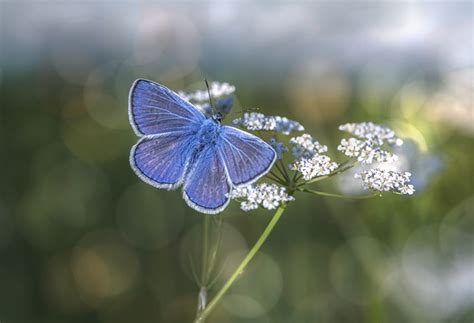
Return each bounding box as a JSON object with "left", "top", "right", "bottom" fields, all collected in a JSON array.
[{"left": 128, "top": 79, "right": 277, "bottom": 214}]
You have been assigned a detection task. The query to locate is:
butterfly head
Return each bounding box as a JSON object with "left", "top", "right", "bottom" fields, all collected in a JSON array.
[
  {"left": 203, "top": 79, "right": 235, "bottom": 122},
  {"left": 212, "top": 112, "right": 223, "bottom": 123},
  {"left": 198, "top": 96, "right": 234, "bottom": 120}
]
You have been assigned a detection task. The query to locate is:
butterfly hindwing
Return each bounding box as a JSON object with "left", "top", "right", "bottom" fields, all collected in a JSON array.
[
  {"left": 183, "top": 144, "right": 231, "bottom": 214},
  {"left": 130, "top": 134, "right": 198, "bottom": 190},
  {"left": 129, "top": 79, "right": 206, "bottom": 136},
  {"left": 218, "top": 126, "right": 277, "bottom": 186}
]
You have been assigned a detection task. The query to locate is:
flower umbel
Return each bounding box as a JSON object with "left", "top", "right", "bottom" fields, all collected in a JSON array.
[
  {"left": 355, "top": 168, "right": 415, "bottom": 195},
  {"left": 290, "top": 155, "right": 339, "bottom": 181},
  {"left": 339, "top": 122, "right": 404, "bottom": 146},
  {"left": 233, "top": 112, "right": 304, "bottom": 135},
  {"left": 338, "top": 122, "right": 402, "bottom": 164},
  {"left": 287, "top": 134, "right": 338, "bottom": 181},
  {"left": 338, "top": 138, "right": 398, "bottom": 164},
  {"left": 289, "top": 133, "right": 328, "bottom": 160},
  {"left": 227, "top": 183, "right": 295, "bottom": 211}
]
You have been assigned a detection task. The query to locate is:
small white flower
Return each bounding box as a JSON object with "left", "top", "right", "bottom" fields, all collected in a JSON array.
[
  {"left": 289, "top": 134, "right": 327, "bottom": 160},
  {"left": 233, "top": 113, "right": 304, "bottom": 135},
  {"left": 268, "top": 138, "right": 288, "bottom": 160},
  {"left": 337, "top": 138, "right": 398, "bottom": 164},
  {"left": 227, "top": 183, "right": 295, "bottom": 211},
  {"left": 337, "top": 122, "right": 402, "bottom": 164},
  {"left": 178, "top": 81, "right": 235, "bottom": 102},
  {"left": 288, "top": 134, "right": 338, "bottom": 180},
  {"left": 354, "top": 168, "right": 415, "bottom": 195},
  {"left": 290, "top": 155, "right": 339, "bottom": 180},
  {"left": 339, "top": 122, "right": 403, "bottom": 146}
]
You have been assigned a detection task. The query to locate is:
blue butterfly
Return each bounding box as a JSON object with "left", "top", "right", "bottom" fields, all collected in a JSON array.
[{"left": 129, "top": 79, "right": 277, "bottom": 214}]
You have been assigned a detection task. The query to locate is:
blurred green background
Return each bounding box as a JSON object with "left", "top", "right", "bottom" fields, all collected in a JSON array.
[{"left": 1, "top": 1, "right": 473, "bottom": 323}]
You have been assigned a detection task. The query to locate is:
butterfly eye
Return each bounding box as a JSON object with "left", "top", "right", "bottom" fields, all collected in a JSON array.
[{"left": 213, "top": 112, "right": 223, "bottom": 123}]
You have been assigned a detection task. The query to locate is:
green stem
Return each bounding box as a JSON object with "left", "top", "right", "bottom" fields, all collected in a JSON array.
[
  {"left": 300, "top": 188, "right": 381, "bottom": 200},
  {"left": 195, "top": 216, "right": 211, "bottom": 317},
  {"left": 267, "top": 173, "right": 287, "bottom": 186},
  {"left": 294, "top": 172, "right": 303, "bottom": 183},
  {"left": 298, "top": 174, "right": 330, "bottom": 186},
  {"left": 275, "top": 161, "right": 290, "bottom": 182},
  {"left": 298, "top": 163, "right": 355, "bottom": 186},
  {"left": 278, "top": 159, "right": 291, "bottom": 182},
  {"left": 194, "top": 204, "right": 288, "bottom": 323},
  {"left": 206, "top": 217, "right": 223, "bottom": 282}
]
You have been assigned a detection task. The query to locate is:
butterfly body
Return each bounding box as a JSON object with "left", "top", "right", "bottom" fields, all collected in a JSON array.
[
  {"left": 129, "top": 79, "right": 276, "bottom": 214},
  {"left": 196, "top": 118, "right": 221, "bottom": 146}
]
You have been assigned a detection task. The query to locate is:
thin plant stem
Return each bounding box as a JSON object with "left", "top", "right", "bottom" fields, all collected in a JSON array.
[
  {"left": 269, "top": 170, "right": 286, "bottom": 182},
  {"left": 188, "top": 253, "right": 201, "bottom": 285},
  {"left": 297, "top": 163, "right": 355, "bottom": 187},
  {"left": 291, "top": 169, "right": 299, "bottom": 183},
  {"left": 275, "top": 161, "right": 290, "bottom": 182},
  {"left": 201, "top": 217, "right": 211, "bottom": 285},
  {"left": 206, "top": 217, "right": 223, "bottom": 281},
  {"left": 194, "top": 203, "right": 288, "bottom": 323},
  {"left": 299, "top": 188, "right": 381, "bottom": 200},
  {"left": 266, "top": 174, "right": 287, "bottom": 186},
  {"left": 297, "top": 174, "right": 330, "bottom": 186},
  {"left": 278, "top": 159, "right": 291, "bottom": 182},
  {"left": 195, "top": 216, "right": 211, "bottom": 317},
  {"left": 294, "top": 172, "right": 303, "bottom": 184},
  {"left": 268, "top": 172, "right": 287, "bottom": 186}
]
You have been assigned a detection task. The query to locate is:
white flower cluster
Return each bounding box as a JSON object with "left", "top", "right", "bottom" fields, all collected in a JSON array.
[
  {"left": 268, "top": 138, "right": 288, "bottom": 160},
  {"left": 289, "top": 134, "right": 328, "bottom": 159},
  {"left": 289, "top": 134, "right": 338, "bottom": 180},
  {"left": 178, "top": 81, "right": 235, "bottom": 102},
  {"left": 290, "top": 155, "right": 339, "bottom": 180},
  {"left": 338, "top": 138, "right": 398, "bottom": 164},
  {"left": 355, "top": 168, "right": 415, "bottom": 195},
  {"left": 338, "top": 122, "right": 402, "bottom": 164},
  {"left": 227, "top": 183, "right": 295, "bottom": 211},
  {"left": 339, "top": 122, "right": 403, "bottom": 146},
  {"left": 233, "top": 113, "right": 304, "bottom": 135}
]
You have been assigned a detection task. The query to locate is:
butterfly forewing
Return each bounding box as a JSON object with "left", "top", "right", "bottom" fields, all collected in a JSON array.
[{"left": 129, "top": 79, "right": 205, "bottom": 136}]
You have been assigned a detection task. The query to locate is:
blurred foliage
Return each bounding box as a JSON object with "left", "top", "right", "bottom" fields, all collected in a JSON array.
[{"left": 1, "top": 2, "right": 473, "bottom": 323}]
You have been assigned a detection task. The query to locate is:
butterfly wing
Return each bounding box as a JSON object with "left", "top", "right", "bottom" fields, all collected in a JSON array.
[
  {"left": 130, "top": 133, "right": 198, "bottom": 190},
  {"left": 129, "top": 79, "right": 206, "bottom": 136},
  {"left": 218, "top": 126, "right": 276, "bottom": 186},
  {"left": 183, "top": 144, "right": 231, "bottom": 214},
  {"left": 129, "top": 79, "right": 205, "bottom": 189}
]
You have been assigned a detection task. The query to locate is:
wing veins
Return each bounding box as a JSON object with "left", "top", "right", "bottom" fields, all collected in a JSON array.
[{"left": 136, "top": 105, "right": 197, "bottom": 122}]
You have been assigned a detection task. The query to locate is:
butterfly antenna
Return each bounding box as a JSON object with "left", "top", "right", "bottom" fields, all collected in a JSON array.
[{"left": 204, "top": 79, "right": 215, "bottom": 115}]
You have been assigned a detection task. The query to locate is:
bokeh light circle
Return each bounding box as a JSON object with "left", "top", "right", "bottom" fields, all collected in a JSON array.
[
  {"left": 329, "top": 236, "right": 395, "bottom": 305},
  {"left": 116, "top": 183, "right": 185, "bottom": 249},
  {"left": 71, "top": 230, "right": 141, "bottom": 308},
  {"left": 17, "top": 158, "right": 110, "bottom": 250},
  {"left": 84, "top": 61, "right": 128, "bottom": 130},
  {"left": 221, "top": 251, "right": 283, "bottom": 318}
]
